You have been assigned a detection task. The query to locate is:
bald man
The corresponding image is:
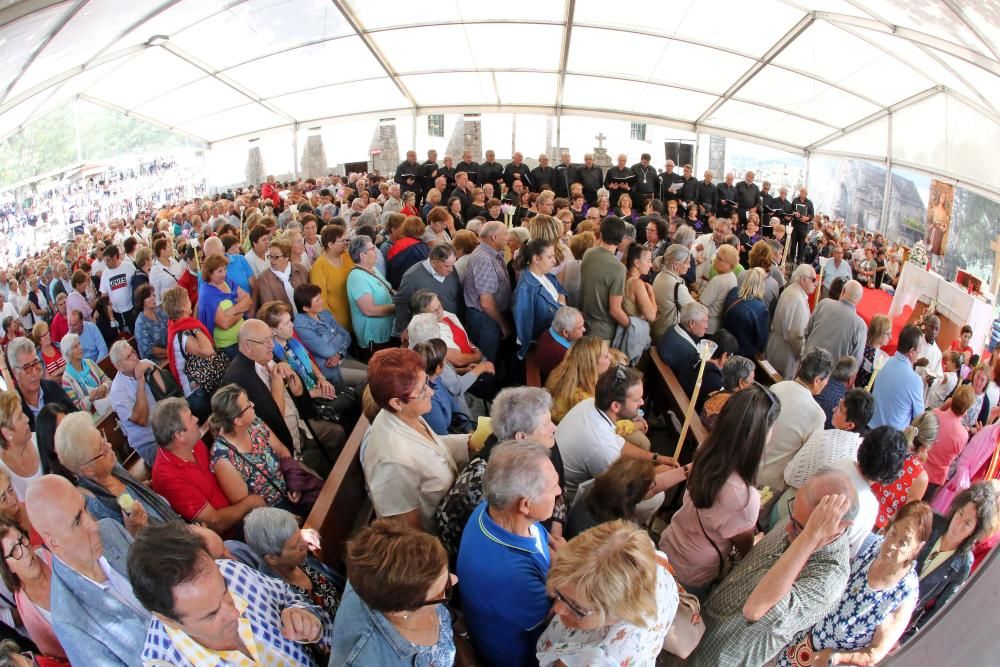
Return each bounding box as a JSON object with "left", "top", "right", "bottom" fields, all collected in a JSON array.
[
  {"left": 220, "top": 319, "right": 345, "bottom": 477},
  {"left": 26, "top": 475, "right": 149, "bottom": 666},
  {"left": 805, "top": 279, "right": 868, "bottom": 367},
  {"left": 690, "top": 469, "right": 857, "bottom": 666}
]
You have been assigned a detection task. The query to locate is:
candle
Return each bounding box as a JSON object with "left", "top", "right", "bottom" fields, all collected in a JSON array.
[{"left": 674, "top": 339, "right": 718, "bottom": 460}]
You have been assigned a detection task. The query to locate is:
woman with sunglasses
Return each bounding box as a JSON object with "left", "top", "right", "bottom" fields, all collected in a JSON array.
[
  {"left": 538, "top": 520, "right": 678, "bottom": 666},
  {"left": 659, "top": 384, "right": 780, "bottom": 599},
  {"left": 332, "top": 518, "right": 456, "bottom": 665},
  {"left": 0, "top": 517, "right": 66, "bottom": 662}
]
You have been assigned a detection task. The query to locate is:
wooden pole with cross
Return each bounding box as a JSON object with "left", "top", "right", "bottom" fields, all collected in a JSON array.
[{"left": 989, "top": 233, "right": 1000, "bottom": 304}]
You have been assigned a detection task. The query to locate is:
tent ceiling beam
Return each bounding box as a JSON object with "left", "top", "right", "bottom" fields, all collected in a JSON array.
[
  {"left": 813, "top": 11, "right": 1000, "bottom": 77},
  {"left": 76, "top": 93, "right": 209, "bottom": 145},
  {"left": 0, "top": 0, "right": 89, "bottom": 106},
  {"left": 940, "top": 0, "right": 1000, "bottom": 62},
  {"left": 159, "top": 43, "right": 297, "bottom": 125},
  {"left": 329, "top": 0, "right": 417, "bottom": 109},
  {"left": 0, "top": 0, "right": 68, "bottom": 30},
  {"left": 806, "top": 85, "right": 942, "bottom": 151},
  {"left": 554, "top": 0, "right": 575, "bottom": 114}
]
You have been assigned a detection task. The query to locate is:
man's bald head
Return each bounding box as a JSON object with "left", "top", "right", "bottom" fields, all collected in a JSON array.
[
  {"left": 26, "top": 474, "right": 106, "bottom": 569},
  {"left": 840, "top": 280, "right": 864, "bottom": 305},
  {"left": 25, "top": 474, "right": 79, "bottom": 535},
  {"left": 202, "top": 236, "right": 224, "bottom": 257},
  {"left": 238, "top": 319, "right": 273, "bottom": 364},
  {"left": 801, "top": 469, "right": 859, "bottom": 521}
]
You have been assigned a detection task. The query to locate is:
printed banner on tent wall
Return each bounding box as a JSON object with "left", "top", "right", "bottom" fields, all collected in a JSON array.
[{"left": 926, "top": 180, "right": 955, "bottom": 257}]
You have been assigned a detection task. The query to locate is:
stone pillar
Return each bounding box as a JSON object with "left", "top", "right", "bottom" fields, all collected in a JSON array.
[
  {"left": 709, "top": 135, "right": 726, "bottom": 178},
  {"left": 445, "top": 114, "right": 483, "bottom": 162},
  {"left": 300, "top": 133, "right": 328, "bottom": 179},
  {"left": 245, "top": 145, "right": 264, "bottom": 186},
  {"left": 368, "top": 120, "right": 400, "bottom": 176}
]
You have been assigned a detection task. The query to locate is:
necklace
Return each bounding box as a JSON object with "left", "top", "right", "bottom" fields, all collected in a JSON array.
[{"left": 388, "top": 609, "right": 439, "bottom": 632}]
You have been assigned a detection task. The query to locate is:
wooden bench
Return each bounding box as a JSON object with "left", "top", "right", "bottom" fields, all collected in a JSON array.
[
  {"left": 98, "top": 355, "right": 117, "bottom": 380},
  {"left": 754, "top": 353, "right": 783, "bottom": 386},
  {"left": 96, "top": 410, "right": 131, "bottom": 463},
  {"left": 304, "top": 415, "right": 373, "bottom": 572},
  {"left": 648, "top": 349, "right": 709, "bottom": 454},
  {"left": 525, "top": 346, "right": 541, "bottom": 388}
]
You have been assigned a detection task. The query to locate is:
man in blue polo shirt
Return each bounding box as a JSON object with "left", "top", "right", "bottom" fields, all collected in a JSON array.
[
  {"left": 870, "top": 324, "right": 925, "bottom": 430},
  {"left": 457, "top": 441, "right": 562, "bottom": 666}
]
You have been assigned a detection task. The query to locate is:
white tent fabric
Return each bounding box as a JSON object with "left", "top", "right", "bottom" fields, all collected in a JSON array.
[{"left": 0, "top": 0, "right": 998, "bottom": 194}]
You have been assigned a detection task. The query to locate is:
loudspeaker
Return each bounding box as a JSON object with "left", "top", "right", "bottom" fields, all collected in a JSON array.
[{"left": 664, "top": 141, "right": 694, "bottom": 167}]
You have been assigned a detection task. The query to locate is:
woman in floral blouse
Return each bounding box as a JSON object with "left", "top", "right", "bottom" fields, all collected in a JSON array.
[
  {"left": 244, "top": 507, "right": 344, "bottom": 619},
  {"left": 537, "top": 520, "right": 678, "bottom": 666},
  {"left": 209, "top": 384, "right": 299, "bottom": 511}
]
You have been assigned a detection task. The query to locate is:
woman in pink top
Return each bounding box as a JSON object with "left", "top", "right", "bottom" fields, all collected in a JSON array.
[
  {"left": 659, "top": 384, "right": 779, "bottom": 597},
  {"left": 0, "top": 518, "right": 66, "bottom": 661},
  {"left": 926, "top": 385, "right": 976, "bottom": 499}
]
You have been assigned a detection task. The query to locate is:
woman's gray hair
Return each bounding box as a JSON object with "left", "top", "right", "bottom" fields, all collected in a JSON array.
[
  {"left": 150, "top": 397, "right": 191, "bottom": 447},
  {"left": 484, "top": 440, "right": 552, "bottom": 510},
  {"left": 409, "top": 290, "right": 439, "bottom": 315},
  {"left": 55, "top": 412, "right": 101, "bottom": 474},
  {"left": 407, "top": 313, "right": 440, "bottom": 348},
  {"left": 662, "top": 243, "right": 690, "bottom": 268},
  {"left": 623, "top": 223, "right": 636, "bottom": 241},
  {"left": 721, "top": 355, "right": 755, "bottom": 391},
  {"left": 59, "top": 333, "right": 81, "bottom": 358},
  {"left": 5, "top": 337, "right": 34, "bottom": 370},
  {"left": 243, "top": 507, "right": 299, "bottom": 557},
  {"left": 491, "top": 388, "right": 552, "bottom": 441},
  {"left": 673, "top": 225, "right": 696, "bottom": 247},
  {"left": 210, "top": 384, "right": 248, "bottom": 433},
  {"left": 347, "top": 236, "right": 372, "bottom": 263}
]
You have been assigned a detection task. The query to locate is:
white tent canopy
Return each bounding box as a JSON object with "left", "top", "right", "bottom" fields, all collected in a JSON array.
[{"left": 1, "top": 0, "right": 999, "bottom": 195}]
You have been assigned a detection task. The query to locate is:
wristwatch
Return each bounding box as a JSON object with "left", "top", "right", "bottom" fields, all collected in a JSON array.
[{"left": 651, "top": 452, "right": 659, "bottom": 464}]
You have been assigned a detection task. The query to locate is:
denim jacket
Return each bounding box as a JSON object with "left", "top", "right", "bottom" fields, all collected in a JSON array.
[
  {"left": 512, "top": 270, "right": 566, "bottom": 360},
  {"left": 331, "top": 583, "right": 455, "bottom": 666},
  {"left": 294, "top": 310, "right": 353, "bottom": 383}
]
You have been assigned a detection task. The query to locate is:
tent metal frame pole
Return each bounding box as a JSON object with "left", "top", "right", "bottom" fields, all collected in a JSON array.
[
  {"left": 292, "top": 124, "right": 300, "bottom": 180},
  {"left": 879, "top": 113, "right": 893, "bottom": 235}
]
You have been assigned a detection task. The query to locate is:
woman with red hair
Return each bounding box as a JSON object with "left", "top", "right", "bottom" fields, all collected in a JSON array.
[{"left": 362, "top": 348, "right": 471, "bottom": 533}]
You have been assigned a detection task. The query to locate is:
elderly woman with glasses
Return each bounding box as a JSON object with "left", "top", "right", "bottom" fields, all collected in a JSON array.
[
  {"left": 53, "top": 412, "right": 178, "bottom": 535},
  {"left": 253, "top": 237, "right": 310, "bottom": 312},
  {"left": 363, "top": 348, "right": 471, "bottom": 533},
  {"left": 244, "top": 507, "right": 345, "bottom": 618},
  {"left": 331, "top": 518, "right": 457, "bottom": 664},
  {"left": 59, "top": 332, "right": 112, "bottom": 415},
  {"left": 0, "top": 517, "right": 67, "bottom": 661},
  {"left": 700, "top": 354, "right": 755, "bottom": 430},
  {"left": 537, "top": 520, "right": 678, "bottom": 665},
  {"left": 346, "top": 236, "right": 395, "bottom": 353},
  {"left": 209, "top": 384, "right": 299, "bottom": 513}
]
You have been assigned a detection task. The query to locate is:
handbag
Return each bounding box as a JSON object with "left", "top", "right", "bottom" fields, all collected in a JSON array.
[
  {"left": 218, "top": 440, "right": 317, "bottom": 512},
  {"left": 180, "top": 329, "right": 229, "bottom": 394},
  {"left": 656, "top": 554, "right": 705, "bottom": 659},
  {"left": 308, "top": 385, "right": 360, "bottom": 424},
  {"left": 696, "top": 510, "right": 735, "bottom": 584},
  {"left": 145, "top": 367, "right": 184, "bottom": 401}
]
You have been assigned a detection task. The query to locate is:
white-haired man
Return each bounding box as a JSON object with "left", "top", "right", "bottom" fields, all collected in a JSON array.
[
  {"left": 109, "top": 339, "right": 167, "bottom": 466},
  {"left": 805, "top": 279, "right": 868, "bottom": 366},
  {"left": 767, "top": 264, "right": 818, "bottom": 380}
]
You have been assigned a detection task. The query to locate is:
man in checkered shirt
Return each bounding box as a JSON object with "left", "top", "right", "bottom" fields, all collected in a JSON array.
[{"left": 129, "top": 522, "right": 333, "bottom": 667}]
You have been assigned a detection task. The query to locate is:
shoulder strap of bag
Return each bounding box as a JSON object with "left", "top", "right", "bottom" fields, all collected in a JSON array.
[
  {"left": 218, "top": 438, "right": 286, "bottom": 499},
  {"left": 695, "top": 509, "right": 728, "bottom": 580}
]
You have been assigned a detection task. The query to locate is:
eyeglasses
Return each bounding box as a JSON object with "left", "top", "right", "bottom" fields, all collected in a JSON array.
[
  {"left": 80, "top": 438, "right": 112, "bottom": 468},
  {"left": 753, "top": 382, "right": 777, "bottom": 408},
  {"left": 245, "top": 338, "right": 272, "bottom": 347},
  {"left": 786, "top": 496, "right": 804, "bottom": 537},
  {"left": 554, "top": 589, "right": 592, "bottom": 619},
  {"left": 405, "top": 380, "right": 432, "bottom": 401},
  {"left": 17, "top": 360, "right": 41, "bottom": 374},
  {"left": 239, "top": 400, "right": 255, "bottom": 416},
  {"left": 416, "top": 575, "right": 453, "bottom": 607},
  {"left": 3, "top": 535, "right": 28, "bottom": 561},
  {"left": 267, "top": 254, "right": 286, "bottom": 261}
]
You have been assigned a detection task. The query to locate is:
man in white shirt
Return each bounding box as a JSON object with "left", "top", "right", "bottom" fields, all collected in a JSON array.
[
  {"left": 26, "top": 474, "right": 150, "bottom": 666},
  {"left": 758, "top": 348, "right": 834, "bottom": 493},
  {"left": 555, "top": 366, "right": 685, "bottom": 522},
  {"left": 914, "top": 314, "right": 943, "bottom": 384},
  {"left": 98, "top": 244, "right": 136, "bottom": 333},
  {"left": 693, "top": 217, "right": 732, "bottom": 268}
]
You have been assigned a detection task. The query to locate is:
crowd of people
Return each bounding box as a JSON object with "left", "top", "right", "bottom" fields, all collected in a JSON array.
[{"left": 0, "top": 145, "right": 994, "bottom": 666}]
